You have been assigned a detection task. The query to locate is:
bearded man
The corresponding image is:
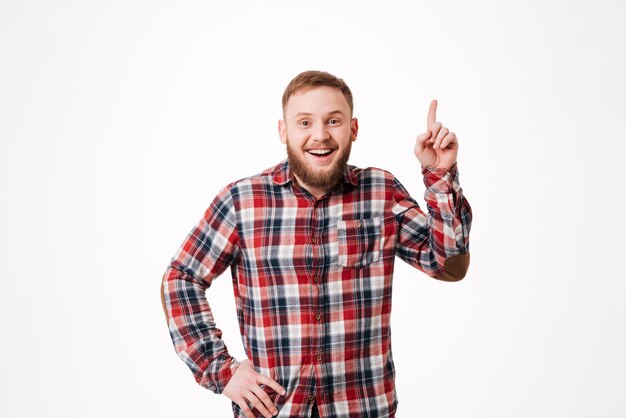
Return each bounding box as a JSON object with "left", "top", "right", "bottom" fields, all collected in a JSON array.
[{"left": 161, "top": 70, "right": 473, "bottom": 418}]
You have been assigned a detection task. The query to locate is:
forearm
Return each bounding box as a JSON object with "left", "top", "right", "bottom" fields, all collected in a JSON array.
[
  {"left": 162, "top": 261, "right": 238, "bottom": 393},
  {"left": 422, "top": 163, "right": 472, "bottom": 279},
  {"left": 393, "top": 163, "right": 472, "bottom": 280}
]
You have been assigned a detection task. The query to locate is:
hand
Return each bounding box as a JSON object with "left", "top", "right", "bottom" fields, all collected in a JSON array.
[
  {"left": 223, "top": 360, "right": 286, "bottom": 418},
  {"left": 414, "top": 99, "right": 459, "bottom": 170}
]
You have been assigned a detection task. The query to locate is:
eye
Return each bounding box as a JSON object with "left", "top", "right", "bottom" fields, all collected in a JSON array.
[
  {"left": 299, "top": 120, "right": 310, "bottom": 126},
  {"left": 328, "top": 119, "right": 340, "bottom": 125}
]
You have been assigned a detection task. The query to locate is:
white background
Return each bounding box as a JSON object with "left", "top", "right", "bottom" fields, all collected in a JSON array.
[{"left": 1, "top": 1, "right": 625, "bottom": 417}]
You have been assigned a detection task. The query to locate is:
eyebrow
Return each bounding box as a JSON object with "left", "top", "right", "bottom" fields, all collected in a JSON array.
[{"left": 294, "top": 110, "right": 346, "bottom": 118}]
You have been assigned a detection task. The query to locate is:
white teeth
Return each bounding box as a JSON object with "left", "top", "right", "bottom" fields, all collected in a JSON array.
[{"left": 308, "top": 149, "right": 332, "bottom": 155}]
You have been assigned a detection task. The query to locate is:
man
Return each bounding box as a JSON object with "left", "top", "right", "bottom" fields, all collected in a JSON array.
[{"left": 161, "top": 70, "right": 472, "bottom": 418}]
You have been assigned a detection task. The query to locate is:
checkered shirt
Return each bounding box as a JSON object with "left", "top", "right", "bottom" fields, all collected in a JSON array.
[{"left": 162, "top": 159, "right": 472, "bottom": 417}]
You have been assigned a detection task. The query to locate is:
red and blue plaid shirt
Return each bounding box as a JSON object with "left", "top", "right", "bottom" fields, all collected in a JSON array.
[{"left": 162, "top": 159, "right": 472, "bottom": 417}]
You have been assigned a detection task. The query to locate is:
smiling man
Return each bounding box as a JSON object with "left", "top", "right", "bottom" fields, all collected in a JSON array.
[
  {"left": 280, "top": 84, "right": 357, "bottom": 199},
  {"left": 161, "top": 70, "right": 473, "bottom": 418}
]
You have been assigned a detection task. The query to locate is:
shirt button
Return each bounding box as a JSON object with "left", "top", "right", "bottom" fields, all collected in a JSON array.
[
  {"left": 311, "top": 236, "right": 317, "bottom": 244},
  {"left": 315, "top": 313, "right": 321, "bottom": 321},
  {"left": 308, "top": 394, "right": 315, "bottom": 401},
  {"left": 313, "top": 276, "right": 319, "bottom": 283},
  {"left": 355, "top": 220, "right": 362, "bottom": 227},
  {"left": 316, "top": 354, "right": 322, "bottom": 361}
]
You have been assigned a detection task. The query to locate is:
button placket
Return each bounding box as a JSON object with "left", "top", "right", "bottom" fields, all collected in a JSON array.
[{"left": 309, "top": 198, "right": 328, "bottom": 404}]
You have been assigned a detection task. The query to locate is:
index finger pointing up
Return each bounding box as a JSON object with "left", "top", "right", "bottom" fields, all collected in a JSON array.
[{"left": 427, "top": 99, "right": 437, "bottom": 130}]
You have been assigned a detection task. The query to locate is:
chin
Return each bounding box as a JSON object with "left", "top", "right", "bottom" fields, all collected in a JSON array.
[{"left": 286, "top": 140, "right": 351, "bottom": 190}]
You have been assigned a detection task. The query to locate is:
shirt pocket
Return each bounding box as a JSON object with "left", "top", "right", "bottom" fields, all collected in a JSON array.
[{"left": 336, "top": 217, "right": 383, "bottom": 268}]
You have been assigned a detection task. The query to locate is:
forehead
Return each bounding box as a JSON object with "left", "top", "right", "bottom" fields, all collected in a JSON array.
[{"left": 284, "top": 86, "right": 350, "bottom": 118}]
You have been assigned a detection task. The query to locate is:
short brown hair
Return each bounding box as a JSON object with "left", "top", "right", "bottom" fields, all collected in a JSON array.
[{"left": 282, "top": 70, "right": 354, "bottom": 116}]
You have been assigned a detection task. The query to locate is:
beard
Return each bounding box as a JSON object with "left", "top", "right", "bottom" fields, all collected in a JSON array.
[{"left": 286, "top": 139, "right": 352, "bottom": 192}]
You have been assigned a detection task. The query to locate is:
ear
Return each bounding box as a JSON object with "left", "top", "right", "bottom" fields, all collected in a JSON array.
[
  {"left": 350, "top": 118, "right": 359, "bottom": 142},
  {"left": 278, "top": 119, "right": 287, "bottom": 144}
]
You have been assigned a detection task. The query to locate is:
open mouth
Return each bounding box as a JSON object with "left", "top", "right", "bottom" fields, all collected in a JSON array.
[{"left": 306, "top": 148, "right": 336, "bottom": 163}]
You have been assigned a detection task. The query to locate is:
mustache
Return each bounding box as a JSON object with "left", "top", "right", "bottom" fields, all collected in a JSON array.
[{"left": 304, "top": 140, "right": 338, "bottom": 149}]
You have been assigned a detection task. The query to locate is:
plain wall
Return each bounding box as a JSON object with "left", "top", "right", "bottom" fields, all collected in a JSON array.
[{"left": 1, "top": 0, "right": 624, "bottom": 416}]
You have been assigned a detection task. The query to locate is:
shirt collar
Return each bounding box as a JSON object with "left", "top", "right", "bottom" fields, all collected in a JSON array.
[{"left": 272, "top": 159, "right": 359, "bottom": 188}]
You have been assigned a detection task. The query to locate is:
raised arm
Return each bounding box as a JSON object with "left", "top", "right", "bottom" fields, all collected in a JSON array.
[
  {"left": 394, "top": 100, "right": 472, "bottom": 280},
  {"left": 392, "top": 164, "right": 472, "bottom": 281}
]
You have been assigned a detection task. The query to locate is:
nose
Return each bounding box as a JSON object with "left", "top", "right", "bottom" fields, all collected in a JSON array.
[{"left": 312, "top": 123, "right": 330, "bottom": 141}]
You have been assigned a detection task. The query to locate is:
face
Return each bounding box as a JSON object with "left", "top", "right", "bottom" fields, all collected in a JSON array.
[{"left": 278, "top": 86, "right": 358, "bottom": 196}]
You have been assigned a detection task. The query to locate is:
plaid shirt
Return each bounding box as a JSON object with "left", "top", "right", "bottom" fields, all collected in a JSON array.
[{"left": 162, "top": 159, "right": 472, "bottom": 417}]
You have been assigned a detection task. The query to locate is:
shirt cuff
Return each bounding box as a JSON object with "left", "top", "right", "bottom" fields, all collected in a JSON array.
[
  {"left": 201, "top": 354, "right": 239, "bottom": 394},
  {"left": 421, "top": 162, "right": 460, "bottom": 193}
]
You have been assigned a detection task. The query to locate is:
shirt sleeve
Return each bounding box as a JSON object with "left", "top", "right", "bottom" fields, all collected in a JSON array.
[
  {"left": 161, "top": 184, "right": 241, "bottom": 394},
  {"left": 392, "top": 163, "right": 472, "bottom": 281}
]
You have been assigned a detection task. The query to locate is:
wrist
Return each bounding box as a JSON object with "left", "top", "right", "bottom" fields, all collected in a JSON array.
[
  {"left": 230, "top": 357, "right": 240, "bottom": 374},
  {"left": 421, "top": 161, "right": 456, "bottom": 173}
]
